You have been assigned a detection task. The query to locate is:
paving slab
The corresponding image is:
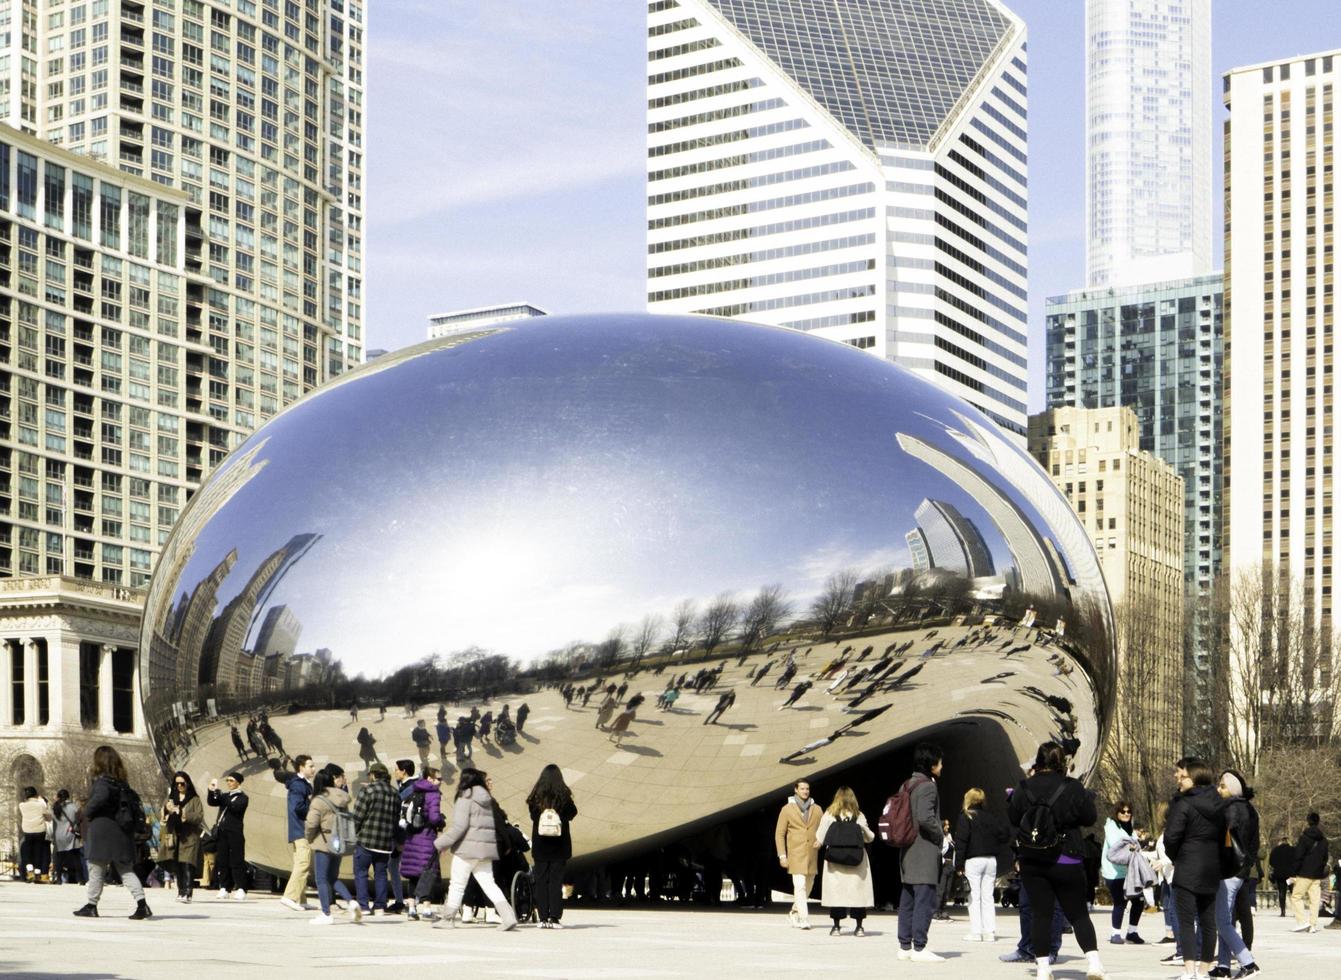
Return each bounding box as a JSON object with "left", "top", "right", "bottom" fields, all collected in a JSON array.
[{"left": 0, "top": 882, "right": 1336, "bottom": 979}]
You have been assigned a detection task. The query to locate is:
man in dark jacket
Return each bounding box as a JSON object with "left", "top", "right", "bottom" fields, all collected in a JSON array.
[
  {"left": 206, "top": 772, "right": 249, "bottom": 900},
  {"left": 1291, "top": 812, "right": 1330, "bottom": 932},
  {"left": 1269, "top": 837, "right": 1297, "bottom": 916},
  {"left": 353, "top": 763, "right": 400, "bottom": 914},
  {"left": 273, "top": 754, "right": 315, "bottom": 911}
]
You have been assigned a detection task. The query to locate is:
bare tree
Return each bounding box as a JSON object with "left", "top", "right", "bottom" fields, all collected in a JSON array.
[
  {"left": 738, "top": 584, "right": 791, "bottom": 653},
  {"left": 698, "top": 592, "right": 739, "bottom": 658},
  {"left": 630, "top": 613, "right": 663, "bottom": 669},
  {"left": 593, "top": 626, "right": 627, "bottom": 670},
  {"left": 810, "top": 568, "right": 859, "bottom": 637},
  {"left": 667, "top": 599, "right": 697, "bottom": 657}
]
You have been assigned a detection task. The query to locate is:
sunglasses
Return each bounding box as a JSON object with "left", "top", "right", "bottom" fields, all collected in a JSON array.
[{"left": 174, "top": 781, "right": 187, "bottom": 786}]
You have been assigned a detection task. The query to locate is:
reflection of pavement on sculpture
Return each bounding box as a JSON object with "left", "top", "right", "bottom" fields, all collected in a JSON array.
[{"left": 182, "top": 623, "right": 1097, "bottom": 875}]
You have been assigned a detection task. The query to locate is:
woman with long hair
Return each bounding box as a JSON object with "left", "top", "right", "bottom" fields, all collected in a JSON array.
[
  {"left": 1164, "top": 756, "right": 1225, "bottom": 980},
  {"left": 73, "top": 745, "right": 151, "bottom": 920},
  {"left": 160, "top": 771, "right": 204, "bottom": 902},
  {"left": 1100, "top": 800, "right": 1145, "bottom": 944},
  {"left": 526, "top": 764, "right": 578, "bottom": 928},
  {"left": 1214, "top": 769, "right": 1262, "bottom": 977},
  {"left": 953, "top": 786, "right": 1010, "bottom": 942},
  {"left": 433, "top": 768, "right": 517, "bottom": 930},
  {"left": 52, "top": 789, "right": 86, "bottom": 885},
  {"left": 304, "top": 768, "right": 361, "bottom": 924},
  {"left": 814, "top": 786, "right": 875, "bottom": 936},
  {"left": 17, "top": 786, "right": 53, "bottom": 883}
]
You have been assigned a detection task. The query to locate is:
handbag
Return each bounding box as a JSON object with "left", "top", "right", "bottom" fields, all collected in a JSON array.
[{"left": 199, "top": 810, "right": 222, "bottom": 855}]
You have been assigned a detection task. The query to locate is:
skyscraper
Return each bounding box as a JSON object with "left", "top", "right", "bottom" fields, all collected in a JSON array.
[
  {"left": 1224, "top": 50, "right": 1340, "bottom": 738},
  {"left": 1045, "top": 273, "right": 1222, "bottom": 744},
  {"left": 1, "top": 0, "right": 363, "bottom": 585},
  {"left": 644, "top": 0, "right": 1030, "bottom": 437},
  {"left": 1086, "top": 0, "right": 1212, "bottom": 288},
  {"left": 912, "top": 497, "right": 995, "bottom": 578},
  {"left": 1029, "top": 405, "right": 1185, "bottom": 773}
]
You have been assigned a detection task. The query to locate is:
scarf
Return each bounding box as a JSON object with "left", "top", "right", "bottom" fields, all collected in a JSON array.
[{"left": 792, "top": 796, "right": 814, "bottom": 821}]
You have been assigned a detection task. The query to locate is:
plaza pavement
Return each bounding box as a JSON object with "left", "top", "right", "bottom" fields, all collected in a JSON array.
[{"left": 0, "top": 883, "right": 1335, "bottom": 979}]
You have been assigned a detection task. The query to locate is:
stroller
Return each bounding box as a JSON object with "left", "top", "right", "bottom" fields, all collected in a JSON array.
[{"left": 460, "top": 820, "right": 535, "bottom": 923}]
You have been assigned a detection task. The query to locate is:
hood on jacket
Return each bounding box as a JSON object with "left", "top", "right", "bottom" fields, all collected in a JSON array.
[
  {"left": 322, "top": 786, "right": 350, "bottom": 808},
  {"left": 412, "top": 778, "right": 440, "bottom": 796},
  {"left": 460, "top": 785, "right": 493, "bottom": 809},
  {"left": 1184, "top": 784, "right": 1224, "bottom": 819},
  {"left": 1300, "top": 825, "right": 1326, "bottom": 844}
]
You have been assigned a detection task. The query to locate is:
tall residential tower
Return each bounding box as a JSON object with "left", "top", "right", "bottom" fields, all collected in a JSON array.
[
  {"left": 1086, "top": 0, "right": 1212, "bottom": 288},
  {"left": 644, "top": 0, "right": 1030, "bottom": 437},
  {"left": 1, "top": 0, "right": 364, "bottom": 585}
]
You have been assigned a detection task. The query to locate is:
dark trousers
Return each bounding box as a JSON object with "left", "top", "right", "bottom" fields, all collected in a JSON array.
[
  {"left": 172, "top": 860, "right": 195, "bottom": 897},
  {"left": 215, "top": 828, "right": 247, "bottom": 892},
  {"left": 410, "top": 857, "right": 440, "bottom": 904},
  {"left": 1276, "top": 880, "right": 1289, "bottom": 915},
  {"left": 20, "top": 833, "right": 50, "bottom": 878},
  {"left": 354, "top": 846, "right": 390, "bottom": 910},
  {"left": 1106, "top": 875, "right": 1144, "bottom": 931},
  {"left": 55, "top": 848, "right": 87, "bottom": 885},
  {"left": 829, "top": 905, "right": 866, "bottom": 924},
  {"left": 1234, "top": 880, "right": 1255, "bottom": 948},
  {"left": 1174, "top": 885, "right": 1216, "bottom": 962},
  {"left": 1020, "top": 861, "right": 1097, "bottom": 956},
  {"left": 1016, "top": 874, "right": 1066, "bottom": 957},
  {"left": 533, "top": 858, "right": 566, "bottom": 922},
  {"left": 897, "top": 882, "right": 937, "bottom": 950}
]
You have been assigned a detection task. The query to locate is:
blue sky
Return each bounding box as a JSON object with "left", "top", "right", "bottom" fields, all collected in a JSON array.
[{"left": 367, "top": 1, "right": 1335, "bottom": 409}]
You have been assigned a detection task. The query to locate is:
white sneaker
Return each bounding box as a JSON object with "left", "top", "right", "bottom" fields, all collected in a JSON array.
[
  {"left": 1292, "top": 923, "right": 1312, "bottom": 932},
  {"left": 351, "top": 903, "right": 363, "bottom": 923},
  {"left": 910, "top": 949, "right": 945, "bottom": 962},
  {"left": 216, "top": 888, "right": 228, "bottom": 899},
  {"left": 279, "top": 897, "right": 305, "bottom": 912},
  {"left": 231, "top": 889, "right": 246, "bottom": 902},
  {"left": 310, "top": 913, "right": 334, "bottom": 925},
  {"left": 898, "top": 949, "right": 913, "bottom": 961},
  {"left": 1309, "top": 925, "right": 1321, "bottom": 933},
  {"left": 787, "top": 909, "right": 800, "bottom": 927},
  {"left": 460, "top": 907, "right": 475, "bottom": 923},
  {"left": 797, "top": 918, "right": 811, "bottom": 930},
  {"left": 485, "top": 908, "right": 500, "bottom": 924},
  {"left": 372, "top": 909, "right": 385, "bottom": 917},
  {"left": 549, "top": 920, "right": 565, "bottom": 930},
  {"left": 984, "top": 932, "right": 996, "bottom": 942}
]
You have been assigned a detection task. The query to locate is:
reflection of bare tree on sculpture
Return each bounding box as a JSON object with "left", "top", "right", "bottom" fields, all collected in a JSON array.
[
  {"left": 667, "top": 599, "right": 697, "bottom": 658},
  {"left": 629, "top": 614, "right": 662, "bottom": 669},
  {"left": 697, "top": 593, "right": 739, "bottom": 659},
  {"left": 810, "top": 569, "right": 859, "bottom": 637},
  {"left": 738, "top": 585, "right": 790, "bottom": 653}
]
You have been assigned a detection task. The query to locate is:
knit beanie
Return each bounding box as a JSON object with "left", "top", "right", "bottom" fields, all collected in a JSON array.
[{"left": 1220, "top": 771, "right": 1244, "bottom": 798}]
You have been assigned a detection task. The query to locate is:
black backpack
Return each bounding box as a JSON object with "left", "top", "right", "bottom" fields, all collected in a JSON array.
[
  {"left": 403, "top": 790, "right": 426, "bottom": 831},
  {"left": 492, "top": 802, "right": 514, "bottom": 857},
  {"left": 114, "top": 783, "right": 150, "bottom": 843},
  {"left": 1017, "top": 783, "right": 1068, "bottom": 860},
  {"left": 824, "top": 817, "right": 867, "bottom": 866}
]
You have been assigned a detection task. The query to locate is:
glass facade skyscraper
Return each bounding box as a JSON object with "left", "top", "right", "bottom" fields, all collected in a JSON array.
[
  {"left": 1045, "top": 273, "right": 1222, "bottom": 745},
  {"left": 645, "top": 0, "right": 1030, "bottom": 437},
  {"left": 1086, "top": 0, "right": 1212, "bottom": 289},
  {"left": 1, "top": 0, "right": 363, "bottom": 585}
]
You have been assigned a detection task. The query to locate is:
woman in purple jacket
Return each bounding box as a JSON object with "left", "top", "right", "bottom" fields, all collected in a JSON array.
[{"left": 398, "top": 767, "right": 444, "bottom": 921}]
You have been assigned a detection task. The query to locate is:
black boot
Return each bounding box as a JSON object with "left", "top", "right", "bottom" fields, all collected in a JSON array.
[
  {"left": 73, "top": 903, "right": 99, "bottom": 917},
  {"left": 129, "top": 899, "right": 153, "bottom": 920}
]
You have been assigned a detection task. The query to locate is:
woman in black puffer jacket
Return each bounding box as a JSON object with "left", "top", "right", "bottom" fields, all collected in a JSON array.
[
  {"left": 1213, "top": 769, "right": 1262, "bottom": 977},
  {"left": 1164, "top": 757, "right": 1226, "bottom": 977}
]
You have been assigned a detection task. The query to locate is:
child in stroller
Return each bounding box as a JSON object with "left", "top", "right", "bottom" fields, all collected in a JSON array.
[{"left": 460, "top": 820, "right": 535, "bottom": 923}]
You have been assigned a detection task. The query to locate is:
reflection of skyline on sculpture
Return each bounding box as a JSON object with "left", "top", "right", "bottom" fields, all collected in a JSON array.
[
  {"left": 145, "top": 316, "right": 1110, "bottom": 677},
  {"left": 140, "top": 313, "right": 1114, "bottom": 871}
]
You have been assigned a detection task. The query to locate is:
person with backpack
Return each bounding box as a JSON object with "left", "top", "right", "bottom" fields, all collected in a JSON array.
[
  {"left": 775, "top": 778, "right": 822, "bottom": 929},
  {"left": 52, "top": 789, "right": 86, "bottom": 885},
  {"left": 400, "top": 766, "right": 445, "bottom": 921},
  {"left": 814, "top": 786, "right": 874, "bottom": 936},
  {"left": 304, "top": 767, "right": 363, "bottom": 925},
  {"left": 526, "top": 763, "right": 579, "bottom": 928},
  {"left": 1100, "top": 800, "right": 1145, "bottom": 944},
  {"left": 1007, "top": 741, "right": 1106, "bottom": 980},
  {"left": 434, "top": 767, "right": 519, "bottom": 930},
  {"left": 1290, "top": 811, "right": 1330, "bottom": 932},
  {"left": 387, "top": 759, "right": 415, "bottom": 915},
  {"left": 1212, "top": 769, "right": 1262, "bottom": 977},
  {"left": 72, "top": 745, "right": 151, "bottom": 921},
  {"left": 892, "top": 742, "right": 947, "bottom": 961},
  {"left": 273, "top": 754, "right": 316, "bottom": 912},
  {"left": 206, "top": 771, "right": 249, "bottom": 901},
  {"left": 159, "top": 771, "right": 204, "bottom": 903},
  {"left": 1164, "top": 756, "right": 1226, "bottom": 980},
  {"left": 954, "top": 786, "right": 1010, "bottom": 942}
]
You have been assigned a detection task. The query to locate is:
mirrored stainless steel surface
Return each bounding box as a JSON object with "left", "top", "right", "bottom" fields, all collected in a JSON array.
[{"left": 140, "top": 313, "right": 1114, "bottom": 874}]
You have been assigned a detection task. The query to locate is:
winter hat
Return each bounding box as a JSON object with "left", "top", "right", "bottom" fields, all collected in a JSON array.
[
  {"left": 1220, "top": 770, "right": 1244, "bottom": 798},
  {"left": 227, "top": 771, "right": 244, "bottom": 784}
]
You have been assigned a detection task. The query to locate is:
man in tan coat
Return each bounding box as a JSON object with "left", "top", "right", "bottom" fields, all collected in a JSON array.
[{"left": 775, "top": 779, "right": 822, "bottom": 929}]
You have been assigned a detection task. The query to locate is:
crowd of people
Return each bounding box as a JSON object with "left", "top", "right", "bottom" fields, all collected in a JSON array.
[{"left": 7, "top": 711, "right": 1338, "bottom": 977}]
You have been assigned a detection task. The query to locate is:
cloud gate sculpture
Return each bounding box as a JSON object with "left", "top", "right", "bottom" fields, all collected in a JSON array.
[{"left": 140, "top": 313, "right": 1114, "bottom": 876}]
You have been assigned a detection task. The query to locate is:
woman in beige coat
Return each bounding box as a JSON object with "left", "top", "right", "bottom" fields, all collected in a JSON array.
[
  {"left": 775, "top": 779, "right": 823, "bottom": 928},
  {"left": 815, "top": 786, "right": 875, "bottom": 936}
]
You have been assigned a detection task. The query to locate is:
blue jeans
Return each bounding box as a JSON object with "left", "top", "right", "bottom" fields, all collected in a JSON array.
[
  {"left": 1163, "top": 881, "right": 1179, "bottom": 942},
  {"left": 354, "top": 846, "right": 390, "bottom": 911},
  {"left": 1016, "top": 873, "right": 1066, "bottom": 957},
  {"left": 898, "top": 882, "right": 937, "bottom": 951},
  {"left": 1216, "top": 877, "right": 1255, "bottom": 968},
  {"left": 314, "top": 850, "right": 342, "bottom": 915}
]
